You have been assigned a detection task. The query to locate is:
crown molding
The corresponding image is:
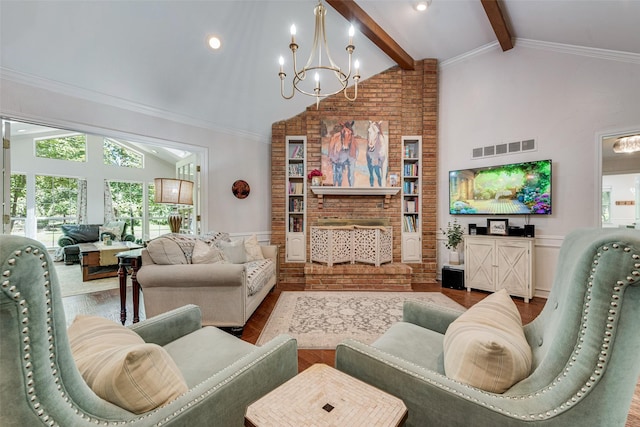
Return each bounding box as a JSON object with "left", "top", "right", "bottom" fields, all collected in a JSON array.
[
  {"left": 0, "top": 67, "right": 267, "bottom": 143},
  {"left": 439, "top": 41, "right": 501, "bottom": 69},
  {"left": 440, "top": 38, "right": 640, "bottom": 69},
  {"left": 516, "top": 38, "right": 640, "bottom": 64}
]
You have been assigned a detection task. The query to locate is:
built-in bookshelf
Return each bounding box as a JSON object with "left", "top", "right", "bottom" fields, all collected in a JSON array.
[
  {"left": 286, "top": 136, "right": 307, "bottom": 262},
  {"left": 401, "top": 136, "right": 422, "bottom": 262}
]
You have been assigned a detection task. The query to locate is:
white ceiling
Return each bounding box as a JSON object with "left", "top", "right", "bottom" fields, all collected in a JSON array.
[{"left": 1, "top": 0, "right": 639, "bottom": 140}]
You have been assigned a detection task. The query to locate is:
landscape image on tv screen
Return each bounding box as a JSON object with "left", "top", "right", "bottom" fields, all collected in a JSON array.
[{"left": 449, "top": 159, "right": 551, "bottom": 215}]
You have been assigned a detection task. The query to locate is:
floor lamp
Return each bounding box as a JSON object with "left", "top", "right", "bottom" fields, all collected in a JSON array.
[{"left": 154, "top": 178, "right": 194, "bottom": 233}]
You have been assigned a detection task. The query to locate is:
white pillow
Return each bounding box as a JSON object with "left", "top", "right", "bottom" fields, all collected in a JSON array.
[
  {"left": 244, "top": 234, "right": 265, "bottom": 261},
  {"left": 218, "top": 239, "right": 247, "bottom": 264},
  {"left": 191, "top": 239, "right": 227, "bottom": 264},
  {"left": 443, "top": 289, "right": 532, "bottom": 393},
  {"left": 146, "top": 238, "right": 188, "bottom": 264}
]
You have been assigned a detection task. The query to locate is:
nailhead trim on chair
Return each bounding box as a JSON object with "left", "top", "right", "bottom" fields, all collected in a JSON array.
[
  {"left": 340, "top": 241, "right": 639, "bottom": 421},
  {"left": 3, "top": 245, "right": 295, "bottom": 426}
]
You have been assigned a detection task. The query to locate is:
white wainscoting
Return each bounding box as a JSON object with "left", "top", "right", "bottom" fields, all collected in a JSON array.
[{"left": 436, "top": 234, "right": 564, "bottom": 300}]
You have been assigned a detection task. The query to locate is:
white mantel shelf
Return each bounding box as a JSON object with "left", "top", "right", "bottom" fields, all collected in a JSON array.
[{"left": 310, "top": 186, "right": 401, "bottom": 209}]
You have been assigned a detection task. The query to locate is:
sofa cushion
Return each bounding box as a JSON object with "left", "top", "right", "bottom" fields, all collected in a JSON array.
[
  {"left": 199, "top": 230, "right": 231, "bottom": 246},
  {"left": 244, "top": 234, "right": 265, "bottom": 261},
  {"left": 99, "top": 225, "right": 122, "bottom": 242},
  {"left": 146, "top": 238, "right": 189, "bottom": 265},
  {"left": 443, "top": 289, "right": 532, "bottom": 393},
  {"left": 246, "top": 259, "right": 276, "bottom": 296},
  {"left": 192, "top": 239, "right": 227, "bottom": 264},
  {"left": 68, "top": 315, "right": 188, "bottom": 414},
  {"left": 218, "top": 239, "right": 247, "bottom": 264},
  {"left": 103, "top": 220, "right": 127, "bottom": 240},
  {"left": 61, "top": 224, "right": 100, "bottom": 243}
]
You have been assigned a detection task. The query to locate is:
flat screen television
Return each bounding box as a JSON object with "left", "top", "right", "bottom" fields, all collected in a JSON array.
[{"left": 449, "top": 159, "right": 552, "bottom": 215}]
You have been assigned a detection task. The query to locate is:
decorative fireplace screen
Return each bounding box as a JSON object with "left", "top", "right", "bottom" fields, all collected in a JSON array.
[{"left": 310, "top": 225, "right": 392, "bottom": 267}]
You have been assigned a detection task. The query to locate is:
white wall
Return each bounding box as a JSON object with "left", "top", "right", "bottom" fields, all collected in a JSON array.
[
  {"left": 1, "top": 77, "right": 273, "bottom": 236},
  {"left": 438, "top": 43, "right": 640, "bottom": 296}
]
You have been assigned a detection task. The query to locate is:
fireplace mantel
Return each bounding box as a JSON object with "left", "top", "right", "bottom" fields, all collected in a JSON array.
[{"left": 310, "top": 186, "right": 400, "bottom": 209}]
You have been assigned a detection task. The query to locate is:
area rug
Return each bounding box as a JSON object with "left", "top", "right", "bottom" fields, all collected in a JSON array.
[
  {"left": 256, "top": 291, "right": 465, "bottom": 349},
  {"left": 54, "top": 262, "right": 122, "bottom": 298}
]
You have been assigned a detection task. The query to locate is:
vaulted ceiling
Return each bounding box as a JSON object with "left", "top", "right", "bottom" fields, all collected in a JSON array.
[{"left": 1, "top": 0, "right": 639, "bottom": 140}]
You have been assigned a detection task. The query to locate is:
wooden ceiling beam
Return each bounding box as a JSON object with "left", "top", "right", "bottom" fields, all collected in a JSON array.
[
  {"left": 481, "top": 0, "right": 514, "bottom": 51},
  {"left": 326, "top": 0, "right": 415, "bottom": 70}
]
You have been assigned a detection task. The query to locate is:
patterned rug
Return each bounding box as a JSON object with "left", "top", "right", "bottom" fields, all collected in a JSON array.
[{"left": 256, "top": 291, "right": 465, "bottom": 349}]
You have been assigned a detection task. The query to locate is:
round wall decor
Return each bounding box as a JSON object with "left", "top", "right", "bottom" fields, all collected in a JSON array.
[{"left": 232, "top": 179, "right": 250, "bottom": 199}]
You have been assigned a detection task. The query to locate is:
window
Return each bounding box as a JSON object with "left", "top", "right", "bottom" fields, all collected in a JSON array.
[
  {"left": 103, "top": 138, "right": 143, "bottom": 168},
  {"left": 35, "top": 175, "right": 79, "bottom": 247},
  {"left": 107, "top": 181, "right": 144, "bottom": 238},
  {"left": 35, "top": 134, "right": 86, "bottom": 161},
  {"left": 9, "top": 173, "right": 27, "bottom": 237},
  {"left": 147, "top": 182, "right": 172, "bottom": 239}
]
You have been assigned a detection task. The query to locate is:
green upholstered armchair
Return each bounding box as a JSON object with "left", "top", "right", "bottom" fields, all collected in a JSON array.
[
  {"left": 336, "top": 228, "right": 640, "bottom": 426},
  {"left": 0, "top": 235, "right": 298, "bottom": 426}
]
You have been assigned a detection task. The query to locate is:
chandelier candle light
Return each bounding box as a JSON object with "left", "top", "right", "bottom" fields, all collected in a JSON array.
[
  {"left": 154, "top": 178, "right": 194, "bottom": 233},
  {"left": 279, "top": 0, "right": 360, "bottom": 108}
]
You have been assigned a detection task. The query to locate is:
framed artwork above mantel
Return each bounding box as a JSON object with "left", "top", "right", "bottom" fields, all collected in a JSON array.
[{"left": 320, "top": 119, "right": 390, "bottom": 188}]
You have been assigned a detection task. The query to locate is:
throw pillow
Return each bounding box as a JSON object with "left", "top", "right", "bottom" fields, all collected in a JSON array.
[
  {"left": 99, "top": 225, "right": 121, "bottom": 242},
  {"left": 146, "top": 237, "right": 189, "bottom": 264},
  {"left": 191, "top": 239, "right": 226, "bottom": 264},
  {"left": 443, "top": 289, "right": 532, "bottom": 393},
  {"left": 68, "top": 315, "right": 188, "bottom": 414},
  {"left": 244, "top": 234, "right": 265, "bottom": 261},
  {"left": 103, "top": 220, "right": 126, "bottom": 240},
  {"left": 217, "top": 239, "right": 247, "bottom": 264}
]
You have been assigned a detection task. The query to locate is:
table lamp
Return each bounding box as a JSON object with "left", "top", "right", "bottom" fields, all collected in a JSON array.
[{"left": 154, "top": 178, "right": 194, "bottom": 233}]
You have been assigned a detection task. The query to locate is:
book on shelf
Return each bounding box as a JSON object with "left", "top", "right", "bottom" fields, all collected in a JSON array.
[
  {"left": 289, "top": 182, "right": 304, "bottom": 195},
  {"left": 403, "top": 215, "right": 418, "bottom": 233},
  {"left": 289, "top": 216, "right": 303, "bottom": 233},
  {"left": 288, "top": 163, "right": 304, "bottom": 176},
  {"left": 405, "top": 199, "right": 417, "bottom": 213},
  {"left": 289, "top": 144, "right": 304, "bottom": 159}
]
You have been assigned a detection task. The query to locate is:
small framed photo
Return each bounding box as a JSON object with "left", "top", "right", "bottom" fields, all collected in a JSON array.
[
  {"left": 389, "top": 173, "right": 399, "bottom": 187},
  {"left": 487, "top": 218, "right": 509, "bottom": 236}
]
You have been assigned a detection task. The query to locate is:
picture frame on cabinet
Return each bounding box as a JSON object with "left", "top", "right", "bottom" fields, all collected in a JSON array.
[{"left": 487, "top": 218, "right": 509, "bottom": 235}]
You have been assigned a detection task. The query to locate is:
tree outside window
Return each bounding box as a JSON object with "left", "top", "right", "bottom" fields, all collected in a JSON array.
[
  {"left": 35, "top": 134, "right": 86, "bottom": 161},
  {"left": 108, "top": 181, "right": 143, "bottom": 238},
  {"left": 35, "top": 175, "right": 79, "bottom": 247},
  {"left": 104, "top": 138, "right": 143, "bottom": 168},
  {"left": 9, "top": 174, "right": 27, "bottom": 236}
]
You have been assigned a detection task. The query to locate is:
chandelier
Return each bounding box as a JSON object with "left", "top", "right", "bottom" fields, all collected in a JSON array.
[
  {"left": 278, "top": 0, "right": 360, "bottom": 108},
  {"left": 613, "top": 135, "right": 640, "bottom": 154}
]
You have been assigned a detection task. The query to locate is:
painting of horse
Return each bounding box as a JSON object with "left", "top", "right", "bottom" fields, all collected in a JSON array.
[
  {"left": 327, "top": 121, "right": 357, "bottom": 187},
  {"left": 366, "top": 121, "right": 387, "bottom": 187},
  {"left": 320, "top": 119, "right": 389, "bottom": 188}
]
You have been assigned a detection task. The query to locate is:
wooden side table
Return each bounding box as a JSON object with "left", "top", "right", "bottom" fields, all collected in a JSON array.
[
  {"left": 245, "top": 364, "right": 407, "bottom": 427},
  {"left": 116, "top": 248, "right": 143, "bottom": 325}
]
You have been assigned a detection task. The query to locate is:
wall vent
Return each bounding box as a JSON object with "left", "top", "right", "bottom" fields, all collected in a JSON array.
[
  {"left": 471, "top": 138, "right": 536, "bottom": 159},
  {"left": 495, "top": 143, "right": 508, "bottom": 155}
]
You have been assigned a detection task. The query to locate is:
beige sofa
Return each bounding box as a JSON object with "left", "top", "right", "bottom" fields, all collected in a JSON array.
[{"left": 137, "top": 232, "right": 278, "bottom": 335}]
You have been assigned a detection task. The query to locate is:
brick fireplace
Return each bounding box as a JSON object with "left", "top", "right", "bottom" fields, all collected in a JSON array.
[{"left": 271, "top": 59, "right": 438, "bottom": 289}]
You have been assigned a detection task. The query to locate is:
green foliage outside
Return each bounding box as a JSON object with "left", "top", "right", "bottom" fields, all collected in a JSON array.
[
  {"left": 104, "top": 138, "right": 143, "bottom": 168},
  {"left": 35, "top": 134, "right": 86, "bottom": 161}
]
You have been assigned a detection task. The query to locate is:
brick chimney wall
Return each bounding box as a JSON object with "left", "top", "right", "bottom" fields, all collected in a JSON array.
[{"left": 271, "top": 59, "right": 438, "bottom": 287}]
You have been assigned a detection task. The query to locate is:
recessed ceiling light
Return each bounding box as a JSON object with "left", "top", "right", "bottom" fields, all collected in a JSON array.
[
  {"left": 207, "top": 36, "right": 221, "bottom": 50},
  {"left": 415, "top": 1, "right": 431, "bottom": 12}
]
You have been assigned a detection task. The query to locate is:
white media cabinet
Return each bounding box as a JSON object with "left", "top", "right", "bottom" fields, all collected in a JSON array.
[{"left": 464, "top": 235, "right": 535, "bottom": 302}]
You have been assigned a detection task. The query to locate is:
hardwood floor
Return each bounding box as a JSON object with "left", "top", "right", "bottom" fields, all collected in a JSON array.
[{"left": 62, "top": 283, "right": 639, "bottom": 426}]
